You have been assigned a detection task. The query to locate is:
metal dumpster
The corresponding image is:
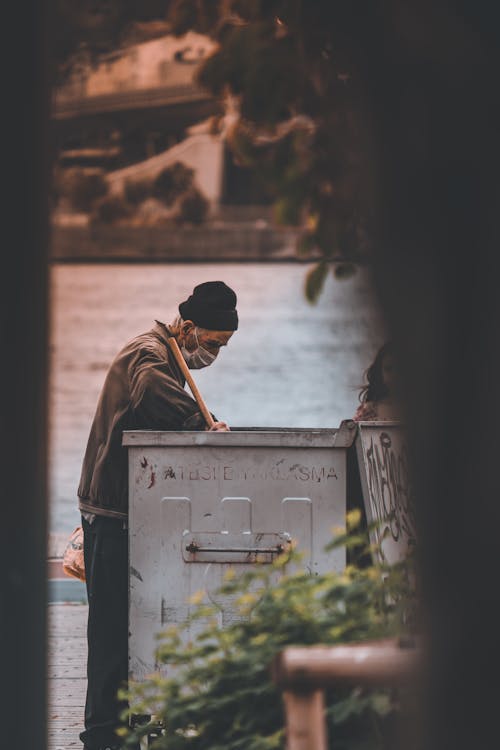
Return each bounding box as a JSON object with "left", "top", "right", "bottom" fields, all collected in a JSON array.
[
  {"left": 354, "top": 420, "right": 416, "bottom": 564},
  {"left": 124, "top": 423, "right": 357, "bottom": 682}
]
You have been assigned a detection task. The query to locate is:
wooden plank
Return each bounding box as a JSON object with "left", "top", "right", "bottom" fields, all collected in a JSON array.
[
  {"left": 48, "top": 603, "right": 88, "bottom": 624},
  {"left": 47, "top": 610, "right": 87, "bottom": 643},
  {"left": 47, "top": 656, "right": 87, "bottom": 667},
  {"left": 273, "top": 641, "right": 419, "bottom": 688},
  {"left": 282, "top": 690, "right": 327, "bottom": 750},
  {"left": 48, "top": 604, "right": 88, "bottom": 750},
  {"left": 48, "top": 682, "right": 86, "bottom": 703},
  {"left": 47, "top": 632, "right": 87, "bottom": 643},
  {"left": 48, "top": 718, "right": 86, "bottom": 727},
  {"left": 47, "top": 665, "right": 87, "bottom": 679},
  {"left": 48, "top": 639, "right": 87, "bottom": 650},
  {"left": 47, "top": 644, "right": 88, "bottom": 655}
]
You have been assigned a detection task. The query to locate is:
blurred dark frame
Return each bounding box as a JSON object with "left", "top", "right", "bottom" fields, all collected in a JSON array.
[
  {"left": 2, "top": 2, "right": 499, "bottom": 749},
  {"left": 364, "top": 2, "right": 500, "bottom": 748},
  {"left": 1, "top": 1, "right": 50, "bottom": 748}
]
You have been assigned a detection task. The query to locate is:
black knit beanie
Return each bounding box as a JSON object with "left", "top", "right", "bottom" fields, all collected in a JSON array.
[{"left": 178, "top": 281, "right": 238, "bottom": 331}]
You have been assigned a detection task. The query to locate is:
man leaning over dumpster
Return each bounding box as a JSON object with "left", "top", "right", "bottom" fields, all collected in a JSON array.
[{"left": 77, "top": 281, "right": 238, "bottom": 750}]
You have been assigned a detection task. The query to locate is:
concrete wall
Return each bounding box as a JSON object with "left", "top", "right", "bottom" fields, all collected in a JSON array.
[
  {"left": 50, "top": 225, "right": 303, "bottom": 263},
  {"left": 106, "top": 131, "right": 224, "bottom": 209},
  {"left": 57, "top": 32, "right": 215, "bottom": 101}
]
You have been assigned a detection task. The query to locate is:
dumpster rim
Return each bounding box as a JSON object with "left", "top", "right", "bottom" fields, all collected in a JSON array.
[{"left": 122, "top": 424, "right": 357, "bottom": 448}]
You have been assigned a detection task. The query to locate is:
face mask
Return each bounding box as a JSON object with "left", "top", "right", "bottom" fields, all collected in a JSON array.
[{"left": 181, "top": 328, "right": 217, "bottom": 369}]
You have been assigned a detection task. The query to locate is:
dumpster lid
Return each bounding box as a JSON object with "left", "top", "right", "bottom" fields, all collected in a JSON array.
[{"left": 122, "top": 420, "right": 357, "bottom": 449}]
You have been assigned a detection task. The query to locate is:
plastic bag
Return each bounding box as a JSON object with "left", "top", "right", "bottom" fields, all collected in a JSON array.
[{"left": 62, "top": 525, "right": 86, "bottom": 582}]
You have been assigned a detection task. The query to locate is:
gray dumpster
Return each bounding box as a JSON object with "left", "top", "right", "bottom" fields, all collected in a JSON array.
[{"left": 124, "top": 423, "right": 357, "bottom": 682}]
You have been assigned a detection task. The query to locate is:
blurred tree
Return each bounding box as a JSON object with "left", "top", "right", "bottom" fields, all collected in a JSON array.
[
  {"left": 152, "top": 161, "right": 195, "bottom": 205},
  {"left": 175, "top": 186, "right": 210, "bottom": 224},
  {"left": 56, "top": 167, "right": 108, "bottom": 212},
  {"left": 49, "top": 1, "right": 376, "bottom": 298},
  {"left": 166, "top": 0, "right": 376, "bottom": 298}
]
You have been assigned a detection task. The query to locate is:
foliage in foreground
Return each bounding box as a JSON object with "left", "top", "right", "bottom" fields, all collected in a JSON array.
[
  {"left": 120, "top": 511, "right": 417, "bottom": 750},
  {"left": 166, "top": 1, "right": 376, "bottom": 299},
  {"left": 52, "top": 2, "right": 380, "bottom": 299}
]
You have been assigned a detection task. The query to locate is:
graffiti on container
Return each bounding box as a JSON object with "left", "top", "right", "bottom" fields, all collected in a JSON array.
[
  {"left": 360, "top": 426, "right": 416, "bottom": 561},
  {"left": 161, "top": 462, "right": 338, "bottom": 483}
]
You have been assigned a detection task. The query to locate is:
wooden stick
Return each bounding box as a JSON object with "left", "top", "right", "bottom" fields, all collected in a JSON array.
[
  {"left": 272, "top": 640, "right": 419, "bottom": 689},
  {"left": 282, "top": 690, "right": 327, "bottom": 750},
  {"left": 165, "top": 333, "right": 215, "bottom": 429},
  {"left": 273, "top": 640, "right": 420, "bottom": 750}
]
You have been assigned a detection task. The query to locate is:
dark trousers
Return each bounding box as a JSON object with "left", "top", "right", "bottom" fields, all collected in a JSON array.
[{"left": 79, "top": 515, "right": 129, "bottom": 749}]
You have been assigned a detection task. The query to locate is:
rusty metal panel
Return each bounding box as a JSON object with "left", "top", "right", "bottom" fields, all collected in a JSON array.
[
  {"left": 126, "top": 428, "right": 349, "bottom": 682},
  {"left": 355, "top": 421, "right": 416, "bottom": 565}
]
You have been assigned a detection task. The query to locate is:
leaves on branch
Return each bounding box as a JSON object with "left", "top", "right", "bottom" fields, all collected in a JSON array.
[
  {"left": 305, "top": 260, "right": 329, "bottom": 304},
  {"left": 53, "top": 0, "right": 375, "bottom": 298},
  {"left": 122, "top": 523, "right": 417, "bottom": 750}
]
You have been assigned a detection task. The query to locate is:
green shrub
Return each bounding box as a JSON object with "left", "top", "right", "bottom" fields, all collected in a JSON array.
[
  {"left": 90, "top": 194, "right": 132, "bottom": 224},
  {"left": 175, "top": 187, "right": 209, "bottom": 225},
  {"left": 120, "top": 512, "right": 417, "bottom": 750},
  {"left": 152, "top": 162, "right": 195, "bottom": 205},
  {"left": 58, "top": 167, "right": 108, "bottom": 212}
]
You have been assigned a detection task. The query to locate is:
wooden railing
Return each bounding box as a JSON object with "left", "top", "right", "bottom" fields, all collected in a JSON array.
[{"left": 271, "top": 638, "right": 420, "bottom": 750}]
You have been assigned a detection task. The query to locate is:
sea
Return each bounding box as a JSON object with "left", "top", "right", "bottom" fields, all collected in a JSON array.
[{"left": 48, "top": 261, "right": 386, "bottom": 536}]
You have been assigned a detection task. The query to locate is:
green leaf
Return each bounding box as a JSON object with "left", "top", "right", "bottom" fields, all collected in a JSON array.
[
  {"left": 304, "top": 260, "right": 329, "bottom": 303},
  {"left": 369, "top": 691, "right": 394, "bottom": 717},
  {"left": 122, "top": 522, "right": 416, "bottom": 750}
]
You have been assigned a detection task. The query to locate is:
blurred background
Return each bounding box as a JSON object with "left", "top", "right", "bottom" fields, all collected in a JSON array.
[
  {"left": 4, "top": 4, "right": 499, "bottom": 750},
  {"left": 47, "top": 2, "right": 387, "bottom": 539}
]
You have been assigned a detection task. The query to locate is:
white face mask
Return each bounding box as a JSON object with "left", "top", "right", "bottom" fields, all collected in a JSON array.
[{"left": 181, "top": 328, "right": 217, "bottom": 369}]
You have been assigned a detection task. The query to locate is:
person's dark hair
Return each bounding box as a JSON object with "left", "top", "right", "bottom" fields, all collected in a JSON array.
[{"left": 358, "top": 341, "right": 395, "bottom": 403}]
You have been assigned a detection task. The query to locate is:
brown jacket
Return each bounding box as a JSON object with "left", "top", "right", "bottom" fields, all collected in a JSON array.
[{"left": 78, "top": 322, "right": 210, "bottom": 520}]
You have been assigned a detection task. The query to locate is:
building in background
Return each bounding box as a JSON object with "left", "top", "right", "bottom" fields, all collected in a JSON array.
[{"left": 52, "top": 31, "right": 271, "bottom": 217}]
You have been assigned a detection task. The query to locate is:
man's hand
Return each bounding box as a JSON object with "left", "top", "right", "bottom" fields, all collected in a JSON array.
[{"left": 208, "top": 421, "right": 230, "bottom": 431}]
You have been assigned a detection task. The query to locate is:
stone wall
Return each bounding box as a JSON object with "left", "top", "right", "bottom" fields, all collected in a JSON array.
[{"left": 50, "top": 224, "right": 307, "bottom": 262}]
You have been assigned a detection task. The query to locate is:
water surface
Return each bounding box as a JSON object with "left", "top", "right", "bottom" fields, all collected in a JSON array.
[{"left": 49, "top": 262, "right": 386, "bottom": 534}]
